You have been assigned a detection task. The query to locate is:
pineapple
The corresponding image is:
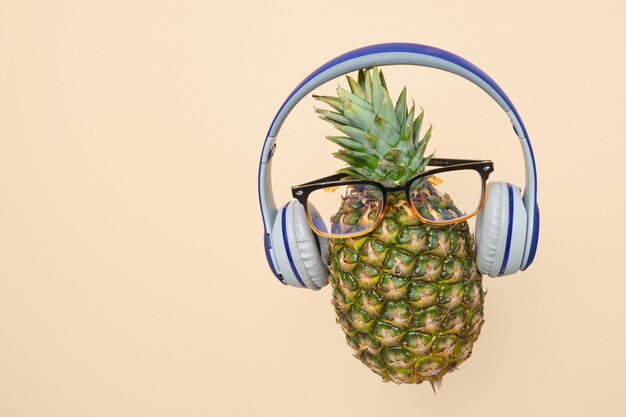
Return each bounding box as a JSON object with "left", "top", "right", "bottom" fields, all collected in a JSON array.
[{"left": 314, "top": 68, "right": 484, "bottom": 388}]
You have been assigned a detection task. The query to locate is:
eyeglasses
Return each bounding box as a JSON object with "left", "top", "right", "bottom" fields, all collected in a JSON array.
[{"left": 292, "top": 158, "right": 494, "bottom": 239}]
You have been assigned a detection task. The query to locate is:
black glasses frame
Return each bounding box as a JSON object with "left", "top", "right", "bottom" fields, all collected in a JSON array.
[{"left": 291, "top": 158, "right": 494, "bottom": 237}]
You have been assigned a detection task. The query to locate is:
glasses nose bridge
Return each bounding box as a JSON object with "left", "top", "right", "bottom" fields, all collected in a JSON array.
[{"left": 385, "top": 184, "right": 405, "bottom": 193}]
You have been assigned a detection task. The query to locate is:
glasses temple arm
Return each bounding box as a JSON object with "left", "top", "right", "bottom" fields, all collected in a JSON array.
[{"left": 428, "top": 157, "right": 490, "bottom": 167}]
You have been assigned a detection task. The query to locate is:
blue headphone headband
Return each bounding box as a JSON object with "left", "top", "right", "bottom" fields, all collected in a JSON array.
[{"left": 259, "top": 43, "right": 539, "bottom": 273}]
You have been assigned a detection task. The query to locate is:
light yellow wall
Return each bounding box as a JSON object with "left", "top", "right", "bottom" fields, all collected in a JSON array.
[{"left": 1, "top": 1, "right": 625, "bottom": 416}]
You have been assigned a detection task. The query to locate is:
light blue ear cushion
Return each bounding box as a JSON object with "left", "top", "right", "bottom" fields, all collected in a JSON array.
[
  {"left": 306, "top": 204, "right": 330, "bottom": 267},
  {"left": 272, "top": 201, "right": 328, "bottom": 289},
  {"left": 502, "top": 184, "right": 527, "bottom": 276},
  {"left": 476, "top": 182, "right": 505, "bottom": 277},
  {"left": 289, "top": 201, "right": 329, "bottom": 288},
  {"left": 476, "top": 182, "right": 527, "bottom": 277}
]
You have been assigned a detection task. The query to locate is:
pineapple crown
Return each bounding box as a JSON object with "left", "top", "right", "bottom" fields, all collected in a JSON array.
[{"left": 314, "top": 67, "right": 434, "bottom": 187}]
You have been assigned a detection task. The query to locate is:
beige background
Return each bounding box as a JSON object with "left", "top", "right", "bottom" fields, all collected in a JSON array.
[{"left": 1, "top": 1, "right": 625, "bottom": 416}]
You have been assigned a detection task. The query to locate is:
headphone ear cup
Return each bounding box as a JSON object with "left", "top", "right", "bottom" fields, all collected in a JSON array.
[
  {"left": 476, "top": 182, "right": 527, "bottom": 277},
  {"left": 292, "top": 201, "right": 329, "bottom": 287},
  {"left": 271, "top": 201, "right": 328, "bottom": 289},
  {"left": 304, "top": 203, "right": 329, "bottom": 267}
]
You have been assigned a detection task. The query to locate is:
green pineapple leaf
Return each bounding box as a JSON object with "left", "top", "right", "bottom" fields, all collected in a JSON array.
[
  {"left": 314, "top": 67, "right": 434, "bottom": 182},
  {"left": 363, "top": 69, "right": 373, "bottom": 103},
  {"left": 315, "top": 108, "right": 351, "bottom": 125},
  {"left": 337, "top": 166, "right": 373, "bottom": 179},
  {"left": 326, "top": 135, "right": 365, "bottom": 152},
  {"left": 347, "top": 75, "right": 366, "bottom": 100},
  {"left": 395, "top": 87, "right": 408, "bottom": 128},
  {"left": 312, "top": 95, "right": 344, "bottom": 112},
  {"left": 371, "top": 68, "right": 384, "bottom": 113},
  {"left": 333, "top": 149, "right": 379, "bottom": 171}
]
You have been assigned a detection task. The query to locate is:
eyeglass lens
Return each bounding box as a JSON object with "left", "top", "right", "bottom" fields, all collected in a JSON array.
[
  {"left": 408, "top": 169, "right": 483, "bottom": 224},
  {"left": 306, "top": 183, "right": 384, "bottom": 237}
]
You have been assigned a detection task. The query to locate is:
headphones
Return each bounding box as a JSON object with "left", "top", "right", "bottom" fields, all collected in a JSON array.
[{"left": 259, "top": 43, "right": 539, "bottom": 288}]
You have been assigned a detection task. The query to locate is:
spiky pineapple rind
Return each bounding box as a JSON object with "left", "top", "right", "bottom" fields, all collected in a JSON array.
[{"left": 329, "top": 203, "right": 484, "bottom": 385}]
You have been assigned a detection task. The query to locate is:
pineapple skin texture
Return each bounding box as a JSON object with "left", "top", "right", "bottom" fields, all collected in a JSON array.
[{"left": 328, "top": 198, "right": 485, "bottom": 385}]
